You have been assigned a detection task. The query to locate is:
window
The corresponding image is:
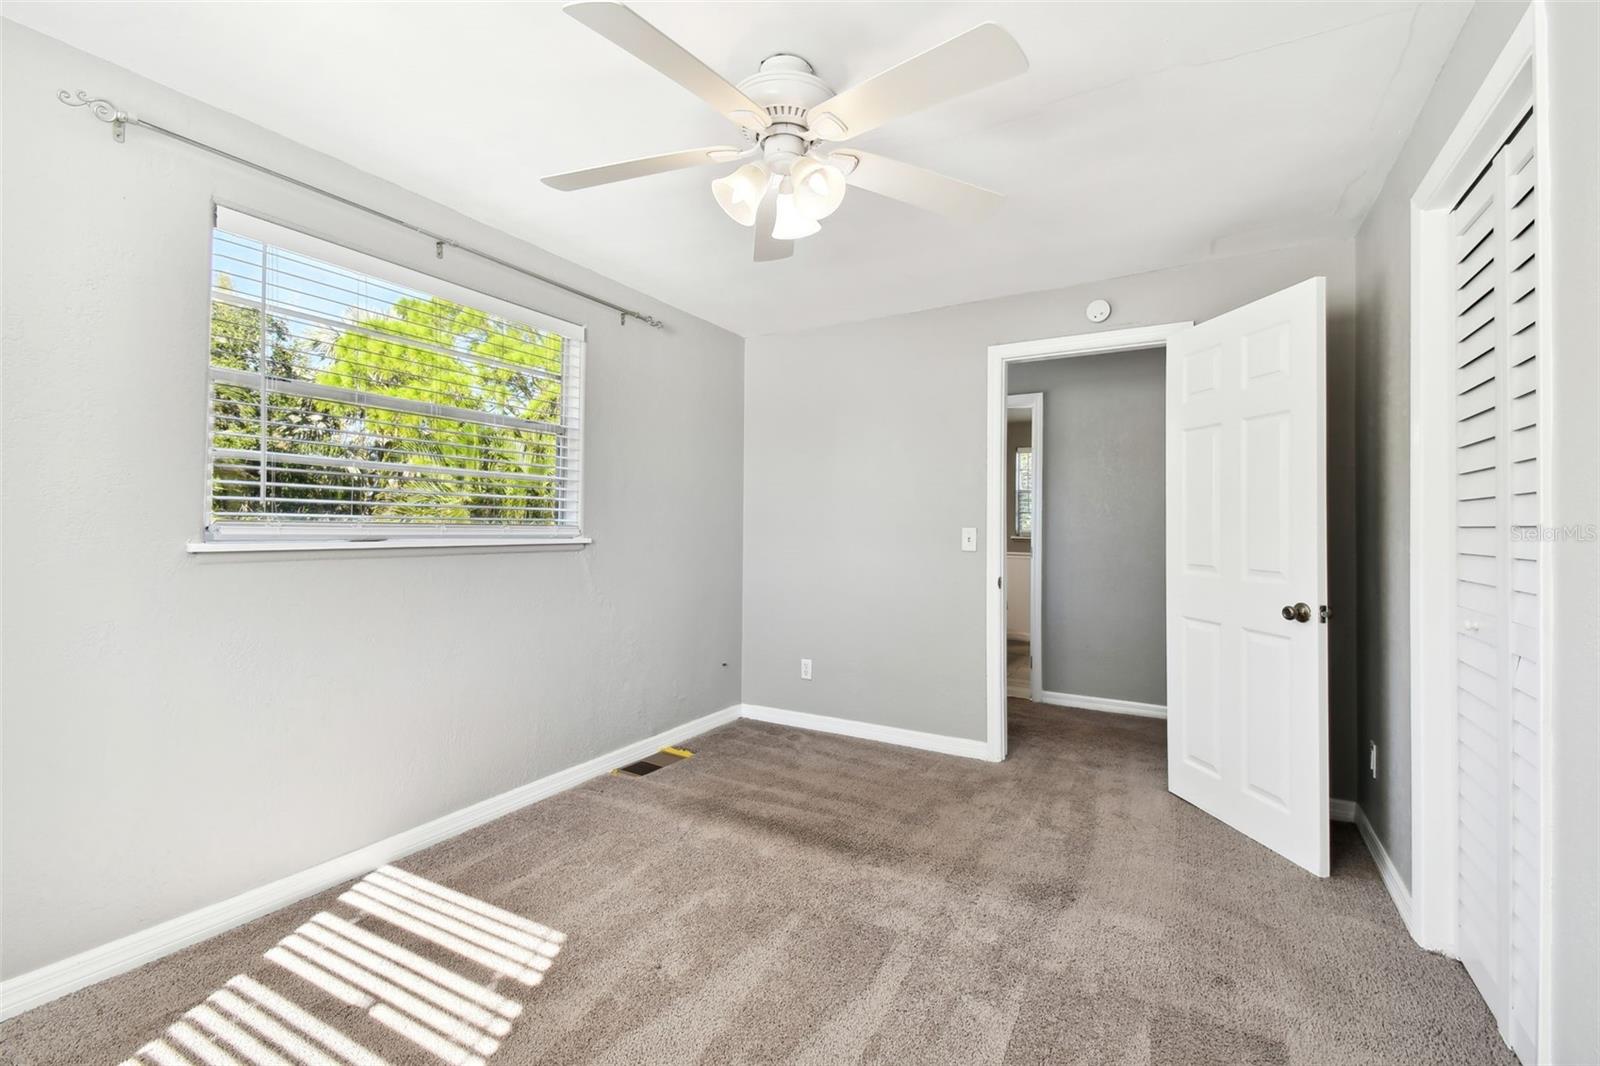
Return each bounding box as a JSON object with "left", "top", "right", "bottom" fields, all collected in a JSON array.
[
  {"left": 204, "top": 208, "right": 584, "bottom": 547},
  {"left": 1014, "top": 447, "right": 1034, "bottom": 537}
]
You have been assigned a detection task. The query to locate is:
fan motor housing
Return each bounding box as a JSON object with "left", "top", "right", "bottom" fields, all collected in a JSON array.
[{"left": 738, "top": 54, "right": 834, "bottom": 172}]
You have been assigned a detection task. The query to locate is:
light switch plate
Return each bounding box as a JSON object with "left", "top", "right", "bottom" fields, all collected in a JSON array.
[{"left": 960, "top": 527, "right": 977, "bottom": 551}]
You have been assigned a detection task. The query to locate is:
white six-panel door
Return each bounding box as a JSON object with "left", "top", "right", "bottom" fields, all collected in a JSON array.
[{"left": 1166, "top": 278, "right": 1330, "bottom": 877}]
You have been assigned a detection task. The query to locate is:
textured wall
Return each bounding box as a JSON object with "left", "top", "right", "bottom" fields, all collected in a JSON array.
[
  {"left": 1007, "top": 349, "right": 1165, "bottom": 706},
  {"left": 0, "top": 26, "right": 744, "bottom": 978},
  {"left": 744, "top": 239, "right": 1359, "bottom": 793}
]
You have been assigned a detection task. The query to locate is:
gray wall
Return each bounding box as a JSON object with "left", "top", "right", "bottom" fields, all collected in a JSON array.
[
  {"left": 1005, "top": 419, "right": 1031, "bottom": 555},
  {"left": 1008, "top": 350, "right": 1165, "bottom": 706},
  {"left": 744, "top": 238, "right": 1359, "bottom": 794},
  {"left": 1355, "top": 2, "right": 1597, "bottom": 1057},
  {"left": 1, "top": 25, "right": 744, "bottom": 979}
]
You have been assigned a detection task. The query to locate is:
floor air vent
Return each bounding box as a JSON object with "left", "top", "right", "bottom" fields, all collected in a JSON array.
[{"left": 614, "top": 745, "right": 693, "bottom": 777}]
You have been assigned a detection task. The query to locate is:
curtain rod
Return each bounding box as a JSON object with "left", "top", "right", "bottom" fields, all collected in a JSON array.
[{"left": 57, "top": 90, "right": 665, "bottom": 330}]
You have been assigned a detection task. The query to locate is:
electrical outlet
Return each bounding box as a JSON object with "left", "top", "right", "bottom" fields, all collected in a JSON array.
[
  {"left": 800, "top": 658, "right": 812, "bottom": 681},
  {"left": 1370, "top": 741, "right": 1378, "bottom": 779}
]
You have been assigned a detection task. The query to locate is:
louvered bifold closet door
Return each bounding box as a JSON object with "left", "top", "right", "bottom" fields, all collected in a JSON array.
[{"left": 1451, "top": 109, "right": 1540, "bottom": 1065}]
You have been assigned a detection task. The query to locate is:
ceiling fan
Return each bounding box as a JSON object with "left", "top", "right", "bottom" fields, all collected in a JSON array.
[{"left": 542, "top": 2, "right": 1029, "bottom": 261}]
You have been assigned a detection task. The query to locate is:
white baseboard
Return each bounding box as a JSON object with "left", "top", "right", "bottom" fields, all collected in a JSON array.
[
  {"left": 1354, "top": 803, "right": 1416, "bottom": 939},
  {"left": 1038, "top": 690, "right": 1167, "bottom": 719},
  {"left": 1329, "top": 798, "right": 1358, "bottom": 823},
  {"left": 0, "top": 703, "right": 743, "bottom": 1023},
  {"left": 739, "top": 703, "right": 994, "bottom": 761}
]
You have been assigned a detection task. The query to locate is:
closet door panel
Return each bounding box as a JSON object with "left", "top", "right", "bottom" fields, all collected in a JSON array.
[
  {"left": 1450, "top": 109, "right": 1540, "bottom": 1066},
  {"left": 1503, "top": 116, "right": 1540, "bottom": 1066},
  {"left": 1451, "top": 133, "right": 1509, "bottom": 1026}
]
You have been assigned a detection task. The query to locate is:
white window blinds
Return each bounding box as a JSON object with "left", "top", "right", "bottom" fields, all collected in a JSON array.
[{"left": 206, "top": 208, "right": 584, "bottom": 544}]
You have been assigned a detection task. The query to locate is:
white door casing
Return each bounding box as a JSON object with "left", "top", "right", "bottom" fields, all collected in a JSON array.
[{"left": 1165, "top": 277, "right": 1330, "bottom": 877}]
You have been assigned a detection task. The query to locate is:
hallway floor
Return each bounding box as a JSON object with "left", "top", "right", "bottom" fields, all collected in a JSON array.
[
  {"left": 1, "top": 701, "right": 1515, "bottom": 1065},
  {"left": 1007, "top": 638, "right": 1029, "bottom": 693}
]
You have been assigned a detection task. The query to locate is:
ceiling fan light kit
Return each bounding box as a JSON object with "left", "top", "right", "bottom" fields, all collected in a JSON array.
[
  {"left": 790, "top": 155, "right": 847, "bottom": 220},
  {"left": 772, "top": 181, "right": 822, "bottom": 240},
  {"left": 711, "top": 162, "right": 768, "bottom": 227},
  {"left": 544, "top": 2, "right": 1028, "bottom": 262}
]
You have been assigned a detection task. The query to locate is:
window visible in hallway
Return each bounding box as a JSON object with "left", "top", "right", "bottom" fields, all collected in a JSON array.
[{"left": 1014, "top": 446, "right": 1034, "bottom": 537}]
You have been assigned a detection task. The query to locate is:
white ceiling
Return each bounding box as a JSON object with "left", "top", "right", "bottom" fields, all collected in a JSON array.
[{"left": 9, "top": 1, "right": 1470, "bottom": 337}]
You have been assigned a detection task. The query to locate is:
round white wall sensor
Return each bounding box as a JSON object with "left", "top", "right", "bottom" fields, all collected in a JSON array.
[{"left": 1086, "top": 299, "right": 1112, "bottom": 323}]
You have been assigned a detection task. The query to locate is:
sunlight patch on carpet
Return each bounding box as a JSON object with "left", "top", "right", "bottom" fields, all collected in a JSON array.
[{"left": 118, "top": 868, "right": 564, "bottom": 1066}]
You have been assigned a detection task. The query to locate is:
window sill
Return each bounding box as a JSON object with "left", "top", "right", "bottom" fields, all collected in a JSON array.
[{"left": 187, "top": 536, "right": 592, "bottom": 555}]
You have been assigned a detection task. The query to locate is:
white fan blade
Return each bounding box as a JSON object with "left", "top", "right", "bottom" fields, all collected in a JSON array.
[
  {"left": 565, "top": 2, "right": 771, "bottom": 132},
  {"left": 806, "top": 24, "right": 1027, "bottom": 142},
  {"left": 543, "top": 146, "right": 746, "bottom": 191},
  {"left": 753, "top": 182, "right": 792, "bottom": 262},
  {"left": 832, "top": 150, "right": 1004, "bottom": 219}
]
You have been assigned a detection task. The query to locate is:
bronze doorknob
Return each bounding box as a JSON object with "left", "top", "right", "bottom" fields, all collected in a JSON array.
[{"left": 1281, "top": 602, "right": 1312, "bottom": 623}]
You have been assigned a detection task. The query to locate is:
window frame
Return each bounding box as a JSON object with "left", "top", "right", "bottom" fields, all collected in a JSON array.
[
  {"left": 193, "top": 205, "right": 589, "bottom": 554},
  {"left": 1013, "top": 445, "right": 1034, "bottom": 539}
]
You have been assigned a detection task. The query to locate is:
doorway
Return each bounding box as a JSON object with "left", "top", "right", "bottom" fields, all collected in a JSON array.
[
  {"left": 1005, "top": 356, "right": 1167, "bottom": 719},
  {"left": 985, "top": 322, "right": 1191, "bottom": 765},
  {"left": 1005, "top": 393, "right": 1042, "bottom": 702},
  {"left": 987, "top": 282, "right": 1331, "bottom": 878}
]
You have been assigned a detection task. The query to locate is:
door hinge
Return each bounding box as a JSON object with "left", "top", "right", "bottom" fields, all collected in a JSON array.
[{"left": 1319, "top": 605, "right": 1331, "bottom": 623}]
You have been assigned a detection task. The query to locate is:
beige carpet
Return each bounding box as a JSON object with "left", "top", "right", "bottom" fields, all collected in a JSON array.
[{"left": 1, "top": 701, "right": 1516, "bottom": 1065}]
